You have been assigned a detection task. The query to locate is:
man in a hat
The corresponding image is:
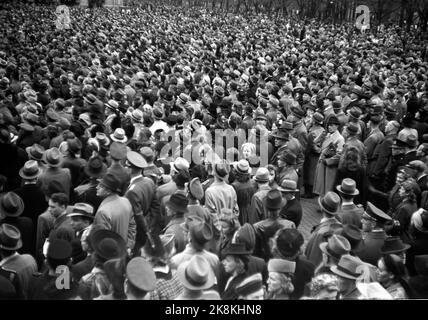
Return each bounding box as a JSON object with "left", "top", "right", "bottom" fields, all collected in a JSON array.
[
  {"left": 336, "top": 178, "right": 364, "bottom": 228},
  {"left": 330, "top": 254, "right": 364, "bottom": 299},
  {"left": 270, "top": 228, "right": 315, "bottom": 299},
  {"left": 344, "top": 107, "right": 366, "bottom": 141},
  {"left": 150, "top": 106, "right": 169, "bottom": 135},
  {"left": 124, "top": 150, "right": 160, "bottom": 253},
  {"left": 357, "top": 202, "right": 392, "bottom": 266},
  {"left": 316, "top": 234, "right": 351, "bottom": 275},
  {"left": 248, "top": 168, "right": 272, "bottom": 225},
  {"left": 0, "top": 224, "right": 37, "bottom": 299},
  {"left": 313, "top": 116, "right": 345, "bottom": 196},
  {"left": 74, "top": 156, "right": 106, "bottom": 212},
  {"left": 14, "top": 160, "right": 47, "bottom": 234},
  {"left": 339, "top": 122, "right": 368, "bottom": 170},
  {"left": 94, "top": 173, "right": 136, "bottom": 250},
  {"left": 205, "top": 162, "right": 239, "bottom": 216},
  {"left": 68, "top": 202, "right": 94, "bottom": 249},
  {"left": 278, "top": 179, "right": 302, "bottom": 227},
  {"left": 175, "top": 255, "right": 219, "bottom": 300},
  {"left": 305, "top": 191, "right": 343, "bottom": 267},
  {"left": 156, "top": 157, "right": 190, "bottom": 206},
  {"left": 407, "top": 160, "right": 428, "bottom": 193},
  {"left": 28, "top": 239, "right": 79, "bottom": 299},
  {"left": 0, "top": 192, "right": 33, "bottom": 256},
  {"left": 303, "top": 112, "right": 325, "bottom": 198},
  {"left": 106, "top": 142, "right": 131, "bottom": 196},
  {"left": 277, "top": 152, "right": 298, "bottom": 186},
  {"left": 364, "top": 115, "right": 385, "bottom": 176},
  {"left": 38, "top": 147, "right": 72, "bottom": 198},
  {"left": 253, "top": 189, "right": 295, "bottom": 261}
]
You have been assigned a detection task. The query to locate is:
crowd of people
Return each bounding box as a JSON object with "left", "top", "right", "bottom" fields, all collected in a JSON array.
[{"left": 0, "top": 1, "right": 428, "bottom": 300}]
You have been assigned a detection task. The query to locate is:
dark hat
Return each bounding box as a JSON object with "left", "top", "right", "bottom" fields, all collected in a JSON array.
[
  {"left": 68, "top": 203, "right": 94, "bottom": 221},
  {"left": 346, "top": 123, "right": 359, "bottom": 135},
  {"left": 320, "top": 234, "right": 351, "bottom": 259},
  {"left": 84, "top": 156, "right": 107, "bottom": 178},
  {"left": 47, "top": 239, "right": 72, "bottom": 261},
  {"left": 279, "top": 152, "right": 297, "bottom": 166},
  {"left": 349, "top": 107, "right": 362, "bottom": 119},
  {"left": 235, "top": 273, "right": 263, "bottom": 297},
  {"left": 109, "top": 142, "right": 127, "bottom": 160},
  {"left": 414, "top": 255, "right": 428, "bottom": 276},
  {"left": 43, "top": 148, "right": 63, "bottom": 167},
  {"left": 188, "top": 177, "right": 204, "bottom": 201},
  {"left": 26, "top": 144, "right": 45, "bottom": 161},
  {"left": 330, "top": 254, "right": 364, "bottom": 280},
  {"left": 384, "top": 106, "right": 397, "bottom": 115},
  {"left": 332, "top": 101, "right": 342, "bottom": 110},
  {"left": 235, "top": 159, "right": 251, "bottom": 174},
  {"left": 99, "top": 173, "right": 122, "bottom": 194},
  {"left": 126, "top": 151, "right": 147, "bottom": 169},
  {"left": 0, "top": 224, "right": 22, "bottom": 251},
  {"left": 84, "top": 94, "right": 98, "bottom": 105},
  {"left": 234, "top": 223, "right": 256, "bottom": 252},
  {"left": 370, "top": 114, "right": 382, "bottom": 124},
  {"left": 405, "top": 135, "right": 418, "bottom": 148},
  {"left": 336, "top": 178, "right": 359, "bottom": 196},
  {"left": 318, "top": 191, "right": 340, "bottom": 215},
  {"left": 165, "top": 192, "right": 189, "bottom": 213},
  {"left": 90, "top": 229, "right": 127, "bottom": 260},
  {"left": 281, "top": 121, "right": 294, "bottom": 131},
  {"left": 291, "top": 106, "right": 305, "bottom": 119},
  {"left": 19, "top": 160, "right": 40, "bottom": 180},
  {"left": 339, "top": 224, "right": 363, "bottom": 251},
  {"left": 0, "top": 192, "right": 24, "bottom": 218},
  {"left": 152, "top": 107, "right": 163, "bottom": 120},
  {"left": 264, "top": 189, "right": 284, "bottom": 210},
  {"left": 126, "top": 257, "right": 156, "bottom": 292},
  {"left": 189, "top": 219, "right": 213, "bottom": 245},
  {"left": 380, "top": 236, "right": 411, "bottom": 255},
  {"left": 223, "top": 242, "right": 252, "bottom": 256},
  {"left": 278, "top": 179, "right": 299, "bottom": 193},
  {"left": 213, "top": 162, "right": 229, "bottom": 180},
  {"left": 272, "top": 129, "right": 289, "bottom": 141},
  {"left": 177, "top": 255, "right": 215, "bottom": 290},
  {"left": 67, "top": 138, "right": 82, "bottom": 154},
  {"left": 327, "top": 115, "right": 340, "bottom": 126},
  {"left": 326, "top": 92, "right": 336, "bottom": 101},
  {"left": 46, "top": 180, "right": 66, "bottom": 197},
  {"left": 276, "top": 228, "right": 304, "bottom": 257},
  {"left": 313, "top": 112, "right": 324, "bottom": 124}
]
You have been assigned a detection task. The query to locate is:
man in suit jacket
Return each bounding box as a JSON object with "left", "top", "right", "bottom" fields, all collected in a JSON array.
[
  {"left": 106, "top": 142, "right": 130, "bottom": 196},
  {"left": 364, "top": 115, "right": 385, "bottom": 176},
  {"left": 278, "top": 179, "right": 302, "bottom": 227},
  {"left": 0, "top": 224, "right": 37, "bottom": 299},
  {"left": 336, "top": 178, "right": 364, "bottom": 229},
  {"left": 94, "top": 172, "right": 136, "bottom": 250},
  {"left": 357, "top": 202, "right": 392, "bottom": 266},
  {"left": 14, "top": 160, "right": 47, "bottom": 229},
  {"left": 0, "top": 192, "right": 34, "bottom": 256},
  {"left": 124, "top": 151, "right": 160, "bottom": 253},
  {"left": 305, "top": 192, "right": 343, "bottom": 267}
]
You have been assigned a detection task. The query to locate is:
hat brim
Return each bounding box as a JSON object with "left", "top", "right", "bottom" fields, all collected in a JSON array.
[
  {"left": 68, "top": 213, "right": 94, "bottom": 220},
  {"left": 330, "top": 265, "right": 359, "bottom": 280},
  {"left": 84, "top": 163, "right": 107, "bottom": 178},
  {"left": 42, "top": 153, "right": 62, "bottom": 167},
  {"left": 318, "top": 196, "right": 338, "bottom": 215},
  {"left": 254, "top": 177, "right": 270, "bottom": 183},
  {"left": 380, "top": 244, "right": 411, "bottom": 255},
  {"left": 165, "top": 199, "right": 188, "bottom": 214},
  {"left": 90, "top": 230, "right": 127, "bottom": 260},
  {"left": 0, "top": 202, "right": 24, "bottom": 218},
  {"left": 0, "top": 239, "right": 23, "bottom": 251},
  {"left": 19, "top": 167, "right": 40, "bottom": 180},
  {"left": 278, "top": 187, "right": 299, "bottom": 193},
  {"left": 336, "top": 185, "right": 359, "bottom": 196},
  {"left": 177, "top": 261, "right": 215, "bottom": 290},
  {"left": 110, "top": 134, "right": 128, "bottom": 144}
]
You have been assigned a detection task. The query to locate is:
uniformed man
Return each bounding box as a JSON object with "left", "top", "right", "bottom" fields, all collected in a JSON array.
[
  {"left": 356, "top": 202, "right": 392, "bottom": 266},
  {"left": 28, "top": 239, "right": 79, "bottom": 299}
]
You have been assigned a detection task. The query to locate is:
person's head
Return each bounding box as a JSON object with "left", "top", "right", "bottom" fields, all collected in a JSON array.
[
  {"left": 46, "top": 239, "right": 72, "bottom": 271},
  {"left": 222, "top": 243, "right": 250, "bottom": 274},
  {"left": 125, "top": 257, "right": 156, "bottom": 300},
  {"left": 48, "top": 193, "right": 68, "bottom": 218},
  {"left": 336, "top": 178, "right": 359, "bottom": 202},
  {"left": 395, "top": 167, "right": 409, "bottom": 184},
  {"left": 398, "top": 179, "right": 416, "bottom": 203},
  {"left": 236, "top": 273, "right": 265, "bottom": 300},
  {"left": 309, "top": 273, "right": 340, "bottom": 300},
  {"left": 326, "top": 116, "right": 340, "bottom": 133},
  {"left": 97, "top": 173, "right": 121, "bottom": 197},
  {"left": 271, "top": 228, "right": 304, "bottom": 259},
  {"left": 267, "top": 259, "right": 295, "bottom": 297},
  {"left": 330, "top": 254, "right": 364, "bottom": 294},
  {"left": 165, "top": 192, "right": 189, "bottom": 217},
  {"left": 376, "top": 254, "right": 407, "bottom": 287},
  {"left": 241, "top": 143, "right": 256, "bottom": 160},
  {"left": 318, "top": 191, "right": 340, "bottom": 218},
  {"left": 68, "top": 203, "right": 94, "bottom": 233},
  {"left": 385, "top": 120, "right": 400, "bottom": 136}
]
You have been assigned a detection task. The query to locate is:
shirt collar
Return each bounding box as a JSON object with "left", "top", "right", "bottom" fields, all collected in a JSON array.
[
  {"left": 130, "top": 174, "right": 143, "bottom": 185},
  {"left": 0, "top": 252, "right": 19, "bottom": 267}
]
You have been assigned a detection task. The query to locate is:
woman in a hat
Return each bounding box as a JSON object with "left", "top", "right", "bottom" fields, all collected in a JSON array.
[
  {"left": 266, "top": 258, "right": 295, "bottom": 300},
  {"left": 218, "top": 208, "right": 240, "bottom": 259},
  {"left": 376, "top": 254, "right": 413, "bottom": 299}
]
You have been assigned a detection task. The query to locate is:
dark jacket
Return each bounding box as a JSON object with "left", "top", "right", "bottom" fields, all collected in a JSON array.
[
  {"left": 357, "top": 230, "right": 387, "bottom": 266},
  {"left": 338, "top": 203, "right": 363, "bottom": 229},
  {"left": 392, "top": 199, "right": 418, "bottom": 245},
  {"left": 14, "top": 183, "right": 48, "bottom": 227},
  {"left": 28, "top": 271, "right": 80, "bottom": 300},
  {"left": 0, "top": 217, "right": 34, "bottom": 256},
  {"left": 279, "top": 198, "right": 303, "bottom": 228},
  {"left": 290, "top": 255, "right": 316, "bottom": 300},
  {"left": 232, "top": 179, "right": 257, "bottom": 225},
  {"left": 71, "top": 255, "right": 94, "bottom": 282},
  {"left": 74, "top": 179, "right": 103, "bottom": 212}
]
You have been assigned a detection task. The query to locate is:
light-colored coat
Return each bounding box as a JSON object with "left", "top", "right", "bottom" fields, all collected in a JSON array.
[
  {"left": 94, "top": 194, "right": 136, "bottom": 249},
  {"left": 205, "top": 181, "right": 239, "bottom": 216},
  {"left": 313, "top": 130, "right": 345, "bottom": 196}
]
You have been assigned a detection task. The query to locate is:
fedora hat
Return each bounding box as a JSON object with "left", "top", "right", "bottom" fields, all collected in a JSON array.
[
  {"left": 0, "top": 224, "right": 22, "bottom": 251},
  {"left": 254, "top": 112, "right": 267, "bottom": 121},
  {"left": 43, "top": 147, "right": 63, "bottom": 167},
  {"left": 83, "top": 94, "right": 98, "bottom": 105},
  {"left": 19, "top": 160, "right": 40, "bottom": 180},
  {"left": 26, "top": 144, "right": 45, "bottom": 161},
  {"left": 109, "top": 142, "right": 127, "bottom": 160},
  {"left": 105, "top": 99, "right": 119, "bottom": 111},
  {"left": 188, "top": 177, "right": 204, "bottom": 201},
  {"left": 279, "top": 152, "right": 296, "bottom": 166},
  {"left": 131, "top": 109, "right": 143, "bottom": 123},
  {"left": 268, "top": 258, "right": 296, "bottom": 274},
  {"left": 90, "top": 229, "right": 127, "bottom": 261},
  {"left": 264, "top": 189, "right": 285, "bottom": 210},
  {"left": 363, "top": 202, "right": 391, "bottom": 223},
  {"left": 96, "top": 132, "right": 110, "bottom": 147},
  {"left": 318, "top": 191, "right": 340, "bottom": 215},
  {"left": 330, "top": 254, "right": 364, "bottom": 280},
  {"left": 234, "top": 159, "right": 251, "bottom": 174},
  {"left": 291, "top": 106, "right": 305, "bottom": 119},
  {"left": 327, "top": 115, "right": 340, "bottom": 126},
  {"left": 152, "top": 107, "right": 163, "bottom": 120},
  {"left": 272, "top": 128, "right": 289, "bottom": 141},
  {"left": 110, "top": 128, "right": 128, "bottom": 144},
  {"left": 177, "top": 255, "right": 215, "bottom": 290},
  {"left": 189, "top": 219, "right": 213, "bottom": 245},
  {"left": 336, "top": 178, "right": 359, "bottom": 196},
  {"left": 126, "top": 257, "right": 157, "bottom": 292},
  {"left": 380, "top": 236, "right": 410, "bottom": 255},
  {"left": 278, "top": 179, "right": 299, "bottom": 193},
  {"left": 339, "top": 224, "right": 363, "bottom": 251},
  {"left": 320, "top": 234, "right": 351, "bottom": 260},
  {"left": 171, "top": 157, "right": 190, "bottom": 173},
  {"left": 349, "top": 107, "right": 362, "bottom": 119},
  {"left": 254, "top": 167, "right": 270, "bottom": 183},
  {"left": 68, "top": 203, "right": 94, "bottom": 221},
  {"left": 405, "top": 135, "right": 418, "bottom": 148},
  {"left": 0, "top": 192, "right": 24, "bottom": 218},
  {"left": 346, "top": 123, "right": 359, "bottom": 135},
  {"left": 223, "top": 242, "right": 252, "bottom": 256},
  {"left": 313, "top": 112, "right": 324, "bottom": 124},
  {"left": 99, "top": 173, "right": 122, "bottom": 194},
  {"left": 84, "top": 156, "right": 107, "bottom": 178},
  {"left": 165, "top": 192, "right": 189, "bottom": 214},
  {"left": 213, "top": 162, "right": 229, "bottom": 180}
]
